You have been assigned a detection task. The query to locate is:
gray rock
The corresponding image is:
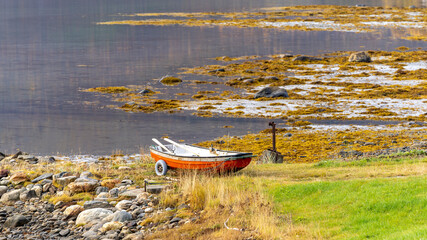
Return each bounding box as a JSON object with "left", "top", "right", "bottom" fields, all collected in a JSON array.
[
  {"left": 0, "top": 189, "right": 22, "bottom": 204},
  {"left": 121, "top": 179, "right": 133, "bottom": 185},
  {"left": 64, "top": 205, "right": 84, "bottom": 219},
  {"left": 65, "top": 180, "right": 99, "bottom": 195},
  {"left": 339, "top": 150, "right": 363, "bottom": 158},
  {"left": 96, "top": 192, "right": 109, "bottom": 200},
  {"left": 0, "top": 186, "right": 8, "bottom": 197},
  {"left": 119, "top": 189, "right": 145, "bottom": 198},
  {"left": 76, "top": 208, "right": 113, "bottom": 226},
  {"left": 292, "top": 56, "right": 322, "bottom": 61},
  {"left": 74, "top": 177, "right": 98, "bottom": 183},
  {"left": 178, "top": 204, "right": 190, "bottom": 210},
  {"left": 31, "top": 173, "right": 53, "bottom": 183},
  {"left": 82, "top": 230, "right": 99, "bottom": 239},
  {"left": 83, "top": 200, "right": 111, "bottom": 209},
  {"left": 80, "top": 171, "right": 93, "bottom": 178},
  {"left": 109, "top": 188, "right": 119, "bottom": 198},
  {"left": 53, "top": 171, "right": 72, "bottom": 180},
  {"left": 115, "top": 200, "right": 133, "bottom": 210},
  {"left": 4, "top": 214, "right": 30, "bottom": 228},
  {"left": 264, "top": 76, "right": 279, "bottom": 81},
  {"left": 0, "top": 180, "right": 10, "bottom": 185},
  {"left": 19, "top": 155, "right": 37, "bottom": 162},
  {"left": 11, "top": 151, "right": 22, "bottom": 159},
  {"left": 59, "top": 229, "right": 70, "bottom": 236},
  {"left": 38, "top": 156, "right": 56, "bottom": 163},
  {"left": 32, "top": 185, "right": 43, "bottom": 197},
  {"left": 19, "top": 190, "right": 38, "bottom": 201},
  {"left": 54, "top": 176, "right": 77, "bottom": 187},
  {"left": 96, "top": 186, "right": 109, "bottom": 195},
  {"left": 112, "top": 210, "right": 133, "bottom": 222},
  {"left": 138, "top": 89, "right": 152, "bottom": 95},
  {"left": 144, "top": 207, "right": 154, "bottom": 213},
  {"left": 170, "top": 217, "right": 182, "bottom": 224},
  {"left": 348, "top": 51, "right": 371, "bottom": 62},
  {"left": 254, "top": 87, "right": 288, "bottom": 99}
]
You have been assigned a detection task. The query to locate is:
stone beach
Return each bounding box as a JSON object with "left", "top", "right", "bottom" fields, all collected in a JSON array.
[{"left": 0, "top": 152, "right": 195, "bottom": 240}]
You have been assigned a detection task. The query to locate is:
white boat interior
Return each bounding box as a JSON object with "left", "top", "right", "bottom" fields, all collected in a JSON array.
[{"left": 153, "top": 144, "right": 240, "bottom": 157}]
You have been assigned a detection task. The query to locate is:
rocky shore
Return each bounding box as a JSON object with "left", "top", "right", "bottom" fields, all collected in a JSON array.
[{"left": 0, "top": 152, "right": 194, "bottom": 240}]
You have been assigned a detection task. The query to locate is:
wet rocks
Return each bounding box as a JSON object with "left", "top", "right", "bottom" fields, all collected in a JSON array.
[
  {"left": 349, "top": 51, "right": 371, "bottom": 62},
  {"left": 254, "top": 87, "right": 288, "bottom": 99}
]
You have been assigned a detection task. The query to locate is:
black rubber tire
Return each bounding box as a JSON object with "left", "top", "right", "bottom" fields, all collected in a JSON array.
[{"left": 155, "top": 160, "right": 168, "bottom": 176}]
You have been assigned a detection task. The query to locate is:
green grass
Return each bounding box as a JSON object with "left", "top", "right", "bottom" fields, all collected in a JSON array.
[
  {"left": 268, "top": 176, "right": 427, "bottom": 239},
  {"left": 314, "top": 150, "right": 427, "bottom": 168}
]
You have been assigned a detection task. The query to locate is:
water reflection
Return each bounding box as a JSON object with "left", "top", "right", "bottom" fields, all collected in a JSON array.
[{"left": 0, "top": 0, "right": 425, "bottom": 154}]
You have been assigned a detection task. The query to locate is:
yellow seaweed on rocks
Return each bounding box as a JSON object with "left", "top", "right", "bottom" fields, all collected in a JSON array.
[
  {"left": 98, "top": 6, "right": 427, "bottom": 41},
  {"left": 198, "top": 128, "right": 427, "bottom": 163}
]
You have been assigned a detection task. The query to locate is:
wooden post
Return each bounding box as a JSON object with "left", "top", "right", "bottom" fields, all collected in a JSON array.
[{"left": 269, "top": 122, "right": 276, "bottom": 152}]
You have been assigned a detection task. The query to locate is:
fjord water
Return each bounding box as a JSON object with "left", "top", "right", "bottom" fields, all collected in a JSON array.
[{"left": 0, "top": 0, "right": 425, "bottom": 155}]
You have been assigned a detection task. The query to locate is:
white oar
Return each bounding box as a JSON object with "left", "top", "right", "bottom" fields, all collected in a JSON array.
[
  {"left": 152, "top": 138, "right": 173, "bottom": 154},
  {"left": 163, "top": 138, "right": 200, "bottom": 156}
]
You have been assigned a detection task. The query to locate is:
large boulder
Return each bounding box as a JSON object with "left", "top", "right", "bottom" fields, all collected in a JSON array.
[
  {"left": 76, "top": 208, "right": 113, "bottom": 226},
  {"left": 4, "top": 214, "right": 30, "bottom": 228},
  {"left": 254, "top": 87, "right": 288, "bottom": 99},
  {"left": 10, "top": 172, "right": 28, "bottom": 184},
  {"left": 64, "top": 205, "right": 84, "bottom": 219},
  {"left": 0, "top": 189, "right": 22, "bottom": 204},
  {"left": 348, "top": 51, "right": 371, "bottom": 62}
]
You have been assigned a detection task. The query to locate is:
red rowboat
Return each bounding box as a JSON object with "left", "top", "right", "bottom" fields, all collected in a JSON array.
[{"left": 150, "top": 138, "right": 253, "bottom": 176}]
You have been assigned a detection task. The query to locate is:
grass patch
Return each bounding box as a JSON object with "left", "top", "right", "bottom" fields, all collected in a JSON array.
[{"left": 268, "top": 176, "right": 427, "bottom": 239}]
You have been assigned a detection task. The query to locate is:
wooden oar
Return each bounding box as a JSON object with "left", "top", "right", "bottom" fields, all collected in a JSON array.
[
  {"left": 163, "top": 138, "right": 200, "bottom": 156},
  {"left": 152, "top": 138, "right": 173, "bottom": 154}
]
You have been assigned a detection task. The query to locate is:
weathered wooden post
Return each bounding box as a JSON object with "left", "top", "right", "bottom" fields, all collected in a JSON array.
[{"left": 259, "top": 121, "right": 283, "bottom": 163}]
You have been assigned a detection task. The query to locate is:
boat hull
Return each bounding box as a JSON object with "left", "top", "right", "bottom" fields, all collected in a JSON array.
[{"left": 150, "top": 148, "right": 252, "bottom": 173}]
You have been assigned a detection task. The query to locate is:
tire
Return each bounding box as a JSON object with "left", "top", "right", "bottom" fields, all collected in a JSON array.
[{"left": 155, "top": 160, "right": 168, "bottom": 176}]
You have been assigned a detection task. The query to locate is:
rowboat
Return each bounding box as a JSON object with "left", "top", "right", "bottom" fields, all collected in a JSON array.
[{"left": 150, "top": 138, "right": 253, "bottom": 176}]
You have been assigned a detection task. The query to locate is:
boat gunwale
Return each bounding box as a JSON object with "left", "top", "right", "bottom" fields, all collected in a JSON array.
[{"left": 149, "top": 144, "right": 253, "bottom": 160}]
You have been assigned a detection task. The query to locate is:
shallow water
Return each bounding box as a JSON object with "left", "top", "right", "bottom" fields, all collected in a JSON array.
[{"left": 0, "top": 0, "right": 425, "bottom": 155}]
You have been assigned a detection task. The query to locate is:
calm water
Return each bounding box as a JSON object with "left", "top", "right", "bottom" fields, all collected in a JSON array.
[{"left": 0, "top": 0, "right": 426, "bottom": 155}]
